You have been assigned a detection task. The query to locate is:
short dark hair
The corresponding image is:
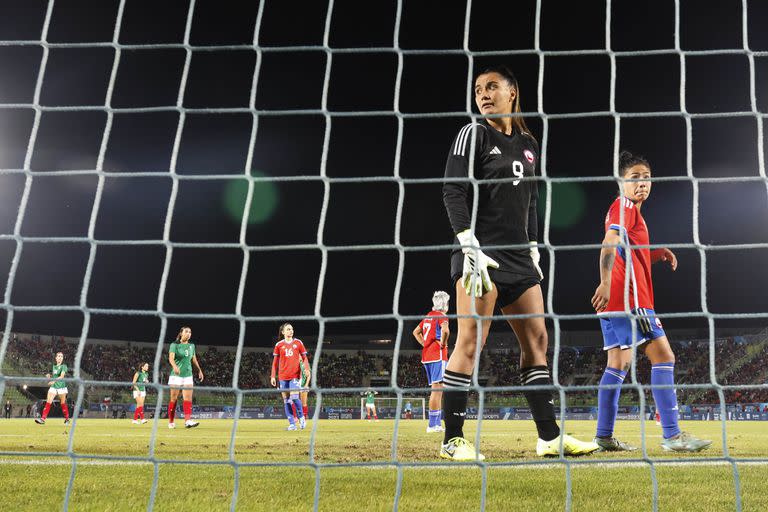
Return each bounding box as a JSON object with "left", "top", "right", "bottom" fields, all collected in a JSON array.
[{"left": 619, "top": 150, "right": 650, "bottom": 176}]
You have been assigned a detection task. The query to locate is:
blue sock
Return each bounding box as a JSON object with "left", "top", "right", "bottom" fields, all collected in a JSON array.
[
  {"left": 596, "top": 367, "right": 627, "bottom": 438},
  {"left": 651, "top": 363, "right": 680, "bottom": 439},
  {"left": 429, "top": 409, "right": 440, "bottom": 427},
  {"left": 293, "top": 398, "right": 304, "bottom": 418},
  {"left": 284, "top": 400, "right": 295, "bottom": 425}
]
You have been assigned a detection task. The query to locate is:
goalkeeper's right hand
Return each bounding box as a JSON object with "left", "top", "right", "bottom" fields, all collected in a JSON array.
[{"left": 456, "top": 229, "right": 499, "bottom": 297}]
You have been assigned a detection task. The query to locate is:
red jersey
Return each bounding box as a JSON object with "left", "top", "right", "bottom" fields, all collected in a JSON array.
[
  {"left": 272, "top": 338, "right": 307, "bottom": 381},
  {"left": 419, "top": 310, "right": 448, "bottom": 363},
  {"left": 604, "top": 196, "right": 654, "bottom": 312}
]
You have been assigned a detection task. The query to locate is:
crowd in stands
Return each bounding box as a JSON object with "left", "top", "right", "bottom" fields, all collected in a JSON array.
[{"left": 3, "top": 333, "right": 767, "bottom": 406}]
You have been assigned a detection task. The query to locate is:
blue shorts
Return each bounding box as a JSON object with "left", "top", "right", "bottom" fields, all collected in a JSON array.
[
  {"left": 599, "top": 309, "right": 666, "bottom": 350},
  {"left": 423, "top": 361, "right": 446, "bottom": 385},
  {"left": 279, "top": 378, "right": 300, "bottom": 398}
]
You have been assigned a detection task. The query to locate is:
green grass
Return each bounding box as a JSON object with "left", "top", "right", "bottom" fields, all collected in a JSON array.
[{"left": 0, "top": 419, "right": 766, "bottom": 511}]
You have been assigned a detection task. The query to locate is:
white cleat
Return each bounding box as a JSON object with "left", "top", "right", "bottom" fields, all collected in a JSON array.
[
  {"left": 132, "top": 420, "right": 139, "bottom": 425},
  {"left": 140, "top": 419, "right": 148, "bottom": 424},
  {"left": 168, "top": 422, "right": 175, "bottom": 429},
  {"left": 184, "top": 420, "right": 199, "bottom": 429},
  {"left": 299, "top": 417, "right": 306, "bottom": 430}
]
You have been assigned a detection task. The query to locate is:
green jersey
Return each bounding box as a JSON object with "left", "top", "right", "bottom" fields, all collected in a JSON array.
[
  {"left": 135, "top": 370, "right": 149, "bottom": 391},
  {"left": 299, "top": 359, "right": 308, "bottom": 387},
  {"left": 51, "top": 364, "right": 68, "bottom": 389},
  {"left": 170, "top": 342, "right": 195, "bottom": 378},
  {"left": 365, "top": 391, "right": 376, "bottom": 405}
]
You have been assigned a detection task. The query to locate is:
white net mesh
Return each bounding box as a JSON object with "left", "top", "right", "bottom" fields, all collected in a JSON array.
[{"left": 0, "top": 0, "right": 767, "bottom": 510}]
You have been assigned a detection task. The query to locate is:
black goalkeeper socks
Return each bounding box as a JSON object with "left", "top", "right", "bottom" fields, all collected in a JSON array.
[
  {"left": 442, "top": 369, "right": 471, "bottom": 444},
  {"left": 521, "top": 365, "right": 560, "bottom": 442}
]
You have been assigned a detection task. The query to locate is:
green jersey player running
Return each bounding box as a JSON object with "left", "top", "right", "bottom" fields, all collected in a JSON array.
[
  {"left": 167, "top": 326, "right": 204, "bottom": 429},
  {"left": 35, "top": 352, "right": 71, "bottom": 425}
]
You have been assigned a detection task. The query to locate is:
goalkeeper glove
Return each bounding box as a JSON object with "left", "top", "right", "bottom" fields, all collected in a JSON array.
[
  {"left": 456, "top": 229, "right": 499, "bottom": 297},
  {"left": 530, "top": 241, "right": 543, "bottom": 280},
  {"left": 632, "top": 307, "right": 654, "bottom": 337}
]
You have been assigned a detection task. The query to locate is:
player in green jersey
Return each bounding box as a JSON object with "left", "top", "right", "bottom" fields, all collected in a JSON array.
[
  {"left": 362, "top": 389, "right": 379, "bottom": 421},
  {"left": 35, "top": 352, "right": 70, "bottom": 425},
  {"left": 298, "top": 358, "right": 311, "bottom": 420},
  {"left": 167, "top": 326, "right": 204, "bottom": 429},
  {"left": 132, "top": 362, "right": 150, "bottom": 424}
]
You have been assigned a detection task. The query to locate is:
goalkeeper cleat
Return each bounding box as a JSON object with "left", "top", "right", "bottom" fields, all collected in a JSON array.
[
  {"left": 594, "top": 436, "right": 637, "bottom": 452},
  {"left": 661, "top": 432, "right": 712, "bottom": 453},
  {"left": 299, "top": 417, "right": 306, "bottom": 430},
  {"left": 168, "top": 422, "right": 175, "bottom": 429},
  {"left": 35, "top": 418, "right": 45, "bottom": 425},
  {"left": 440, "top": 437, "right": 485, "bottom": 461},
  {"left": 184, "top": 420, "right": 199, "bottom": 429},
  {"left": 537, "top": 434, "right": 600, "bottom": 457}
]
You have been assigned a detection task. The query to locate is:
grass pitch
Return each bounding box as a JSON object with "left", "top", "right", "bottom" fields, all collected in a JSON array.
[{"left": 0, "top": 418, "right": 766, "bottom": 511}]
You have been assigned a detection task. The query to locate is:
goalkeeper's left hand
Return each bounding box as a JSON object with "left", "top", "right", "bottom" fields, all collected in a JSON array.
[{"left": 530, "top": 241, "right": 543, "bottom": 280}]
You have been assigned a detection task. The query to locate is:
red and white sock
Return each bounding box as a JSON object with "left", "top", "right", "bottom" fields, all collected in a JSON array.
[
  {"left": 42, "top": 402, "right": 52, "bottom": 420},
  {"left": 290, "top": 402, "right": 298, "bottom": 421},
  {"left": 60, "top": 403, "right": 69, "bottom": 420},
  {"left": 183, "top": 400, "right": 192, "bottom": 421},
  {"left": 134, "top": 408, "right": 140, "bottom": 420},
  {"left": 168, "top": 401, "right": 176, "bottom": 423},
  {"left": 139, "top": 406, "right": 144, "bottom": 420}
]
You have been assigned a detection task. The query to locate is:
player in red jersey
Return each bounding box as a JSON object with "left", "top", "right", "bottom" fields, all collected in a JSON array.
[
  {"left": 270, "top": 323, "right": 311, "bottom": 431},
  {"left": 591, "top": 151, "right": 711, "bottom": 453},
  {"left": 413, "top": 291, "right": 451, "bottom": 432}
]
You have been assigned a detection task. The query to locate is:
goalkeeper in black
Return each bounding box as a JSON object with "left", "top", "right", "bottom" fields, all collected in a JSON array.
[{"left": 439, "top": 65, "right": 598, "bottom": 460}]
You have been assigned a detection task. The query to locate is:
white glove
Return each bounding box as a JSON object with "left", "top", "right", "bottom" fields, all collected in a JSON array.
[
  {"left": 530, "top": 241, "right": 543, "bottom": 280},
  {"left": 456, "top": 229, "right": 499, "bottom": 297}
]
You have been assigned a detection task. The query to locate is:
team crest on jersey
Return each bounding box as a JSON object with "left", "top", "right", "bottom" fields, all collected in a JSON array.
[
  {"left": 293, "top": 344, "right": 297, "bottom": 349},
  {"left": 523, "top": 149, "right": 535, "bottom": 163}
]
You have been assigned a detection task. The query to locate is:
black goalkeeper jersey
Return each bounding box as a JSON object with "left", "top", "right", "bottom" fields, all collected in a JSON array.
[{"left": 443, "top": 120, "right": 540, "bottom": 283}]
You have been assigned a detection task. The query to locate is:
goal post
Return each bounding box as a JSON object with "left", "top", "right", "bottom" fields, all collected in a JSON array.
[{"left": 360, "top": 397, "right": 426, "bottom": 420}]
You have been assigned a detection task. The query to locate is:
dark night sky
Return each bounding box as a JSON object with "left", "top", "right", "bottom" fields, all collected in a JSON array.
[{"left": 1, "top": 0, "right": 767, "bottom": 347}]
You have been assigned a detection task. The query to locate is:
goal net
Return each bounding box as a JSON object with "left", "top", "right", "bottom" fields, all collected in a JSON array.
[
  {"left": 360, "top": 397, "right": 426, "bottom": 420},
  {"left": 0, "top": 0, "right": 767, "bottom": 511}
]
